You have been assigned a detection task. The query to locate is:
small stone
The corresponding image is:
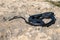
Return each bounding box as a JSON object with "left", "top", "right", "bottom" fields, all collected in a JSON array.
[{"left": 57, "top": 25, "right": 60, "bottom": 27}]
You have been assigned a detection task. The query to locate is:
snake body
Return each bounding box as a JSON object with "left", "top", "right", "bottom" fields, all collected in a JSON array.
[{"left": 9, "top": 12, "right": 56, "bottom": 27}]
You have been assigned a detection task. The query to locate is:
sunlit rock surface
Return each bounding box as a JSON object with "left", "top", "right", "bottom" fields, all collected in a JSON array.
[{"left": 0, "top": 0, "right": 60, "bottom": 40}]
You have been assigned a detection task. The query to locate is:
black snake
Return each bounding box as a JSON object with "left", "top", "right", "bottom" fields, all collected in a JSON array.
[{"left": 9, "top": 12, "right": 56, "bottom": 27}]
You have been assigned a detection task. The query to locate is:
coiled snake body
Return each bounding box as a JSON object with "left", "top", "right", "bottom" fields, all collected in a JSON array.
[{"left": 9, "top": 12, "right": 56, "bottom": 27}]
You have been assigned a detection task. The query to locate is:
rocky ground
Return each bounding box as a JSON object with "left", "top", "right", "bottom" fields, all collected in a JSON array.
[{"left": 0, "top": 0, "right": 60, "bottom": 40}]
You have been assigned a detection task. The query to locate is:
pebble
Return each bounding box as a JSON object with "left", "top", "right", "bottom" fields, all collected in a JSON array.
[{"left": 57, "top": 25, "right": 60, "bottom": 27}]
